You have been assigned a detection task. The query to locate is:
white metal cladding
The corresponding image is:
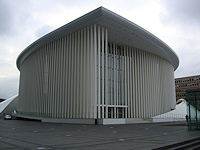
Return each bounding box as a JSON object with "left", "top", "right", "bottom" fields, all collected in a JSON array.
[{"left": 18, "top": 24, "right": 176, "bottom": 119}]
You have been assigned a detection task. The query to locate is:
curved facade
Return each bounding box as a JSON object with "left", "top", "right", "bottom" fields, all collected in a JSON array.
[{"left": 17, "top": 7, "right": 179, "bottom": 120}]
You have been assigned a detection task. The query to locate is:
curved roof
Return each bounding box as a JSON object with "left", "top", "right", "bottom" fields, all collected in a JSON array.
[{"left": 17, "top": 7, "right": 179, "bottom": 70}]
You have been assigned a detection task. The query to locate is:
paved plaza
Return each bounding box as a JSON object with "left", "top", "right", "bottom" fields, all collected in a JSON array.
[{"left": 0, "top": 119, "right": 199, "bottom": 149}]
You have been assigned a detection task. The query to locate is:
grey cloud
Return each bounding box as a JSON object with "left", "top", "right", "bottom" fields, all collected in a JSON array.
[
  {"left": 0, "top": 76, "right": 19, "bottom": 99},
  {"left": 174, "top": 37, "right": 200, "bottom": 78},
  {"left": 35, "top": 25, "right": 54, "bottom": 38},
  {"left": 0, "top": 1, "right": 14, "bottom": 36},
  {"left": 0, "top": 0, "right": 33, "bottom": 36},
  {"left": 161, "top": 0, "right": 200, "bottom": 26},
  {"left": 159, "top": 0, "right": 200, "bottom": 78}
]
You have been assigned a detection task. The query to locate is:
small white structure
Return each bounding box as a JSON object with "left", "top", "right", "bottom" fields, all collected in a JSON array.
[
  {"left": 153, "top": 99, "right": 187, "bottom": 122},
  {"left": 0, "top": 95, "right": 18, "bottom": 118}
]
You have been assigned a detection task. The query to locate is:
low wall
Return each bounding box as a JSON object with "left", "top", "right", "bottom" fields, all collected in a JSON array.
[
  {"left": 42, "top": 118, "right": 96, "bottom": 124},
  {"left": 97, "top": 119, "right": 126, "bottom": 125},
  {"left": 153, "top": 118, "right": 186, "bottom": 122}
]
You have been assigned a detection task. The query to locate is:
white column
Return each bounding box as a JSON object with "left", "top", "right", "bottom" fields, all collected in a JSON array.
[
  {"left": 134, "top": 50, "right": 138, "bottom": 118},
  {"left": 110, "top": 44, "right": 113, "bottom": 115},
  {"left": 101, "top": 27, "right": 104, "bottom": 118},
  {"left": 129, "top": 47, "right": 133, "bottom": 118},
  {"left": 77, "top": 31, "right": 80, "bottom": 118},
  {"left": 132, "top": 48, "right": 135, "bottom": 118},
  {"left": 97, "top": 26, "right": 101, "bottom": 118},
  {"left": 83, "top": 28, "right": 87, "bottom": 118},
  {"left": 65, "top": 36, "right": 69, "bottom": 118},
  {"left": 60, "top": 38, "right": 64, "bottom": 118},
  {"left": 113, "top": 43, "right": 116, "bottom": 118},
  {"left": 105, "top": 28, "right": 108, "bottom": 118},
  {"left": 90, "top": 25, "right": 93, "bottom": 118},
  {"left": 124, "top": 46, "right": 127, "bottom": 118},
  {"left": 93, "top": 24, "right": 97, "bottom": 118},
  {"left": 74, "top": 32, "right": 77, "bottom": 118},
  {"left": 80, "top": 29, "right": 84, "bottom": 118}
]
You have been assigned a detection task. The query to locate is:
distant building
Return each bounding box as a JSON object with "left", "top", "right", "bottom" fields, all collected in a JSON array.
[
  {"left": 15, "top": 7, "right": 179, "bottom": 124},
  {"left": 175, "top": 75, "right": 200, "bottom": 100}
]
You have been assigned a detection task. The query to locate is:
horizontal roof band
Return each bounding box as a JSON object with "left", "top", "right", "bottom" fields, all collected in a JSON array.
[{"left": 16, "top": 7, "right": 179, "bottom": 70}]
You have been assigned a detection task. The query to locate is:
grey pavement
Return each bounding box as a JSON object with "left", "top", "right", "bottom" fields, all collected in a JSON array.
[{"left": 0, "top": 119, "right": 199, "bottom": 150}]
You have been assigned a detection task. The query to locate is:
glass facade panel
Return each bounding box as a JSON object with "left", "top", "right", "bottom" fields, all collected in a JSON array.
[
  {"left": 96, "top": 43, "right": 129, "bottom": 118},
  {"left": 186, "top": 90, "right": 200, "bottom": 130}
]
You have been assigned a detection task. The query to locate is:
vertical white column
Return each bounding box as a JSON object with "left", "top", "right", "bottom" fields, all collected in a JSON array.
[
  {"left": 63, "top": 36, "right": 67, "bottom": 118},
  {"left": 64, "top": 37, "right": 68, "bottom": 118},
  {"left": 132, "top": 48, "right": 136, "bottom": 118},
  {"left": 146, "top": 52, "right": 150, "bottom": 118},
  {"left": 143, "top": 52, "right": 147, "bottom": 118},
  {"left": 60, "top": 38, "right": 64, "bottom": 118},
  {"left": 86, "top": 27, "right": 90, "bottom": 118},
  {"left": 139, "top": 51, "right": 143, "bottom": 118},
  {"left": 105, "top": 28, "right": 108, "bottom": 118},
  {"left": 67, "top": 35, "right": 71, "bottom": 118},
  {"left": 80, "top": 29, "right": 84, "bottom": 118},
  {"left": 49, "top": 43, "right": 53, "bottom": 117},
  {"left": 70, "top": 34, "right": 74, "bottom": 118},
  {"left": 58, "top": 39, "right": 61, "bottom": 118},
  {"left": 101, "top": 27, "right": 104, "bottom": 118},
  {"left": 93, "top": 24, "right": 97, "bottom": 118},
  {"left": 150, "top": 54, "right": 153, "bottom": 117},
  {"left": 113, "top": 43, "right": 116, "bottom": 118},
  {"left": 83, "top": 28, "right": 87, "bottom": 118},
  {"left": 77, "top": 30, "right": 80, "bottom": 118},
  {"left": 138, "top": 50, "right": 141, "bottom": 118},
  {"left": 158, "top": 60, "right": 162, "bottom": 115},
  {"left": 49, "top": 44, "right": 53, "bottom": 117},
  {"left": 38, "top": 49, "right": 41, "bottom": 115},
  {"left": 74, "top": 32, "right": 77, "bottom": 118},
  {"left": 90, "top": 25, "right": 93, "bottom": 118},
  {"left": 143, "top": 51, "right": 146, "bottom": 117},
  {"left": 43, "top": 47, "right": 47, "bottom": 116},
  {"left": 97, "top": 26, "right": 101, "bottom": 118},
  {"left": 48, "top": 43, "right": 52, "bottom": 117},
  {"left": 51, "top": 42, "right": 54, "bottom": 118},
  {"left": 156, "top": 57, "right": 161, "bottom": 114},
  {"left": 121, "top": 47, "right": 124, "bottom": 116},
  {"left": 127, "top": 47, "right": 130, "bottom": 118},
  {"left": 152, "top": 55, "right": 156, "bottom": 116},
  {"left": 134, "top": 50, "right": 137, "bottom": 118},
  {"left": 110, "top": 44, "right": 113, "bottom": 116},
  {"left": 52, "top": 41, "right": 56, "bottom": 118},
  {"left": 124, "top": 46, "right": 127, "bottom": 118},
  {"left": 44, "top": 46, "right": 48, "bottom": 116},
  {"left": 156, "top": 57, "right": 159, "bottom": 115},
  {"left": 116, "top": 47, "right": 119, "bottom": 109},
  {"left": 56, "top": 40, "right": 59, "bottom": 117},
  {"left": 142, "top": 52, "right": 145, "bottom": 118},
  {"left": 55, "top": 41, "right": 58, "bottom": 117},
  {"left": 129, "top": 47, "right": 133, "bottom": 118}
]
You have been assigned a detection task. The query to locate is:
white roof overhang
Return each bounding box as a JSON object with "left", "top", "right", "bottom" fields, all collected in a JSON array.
[{"left": 16, "top": 7, "right": 179, "bottom": 70}]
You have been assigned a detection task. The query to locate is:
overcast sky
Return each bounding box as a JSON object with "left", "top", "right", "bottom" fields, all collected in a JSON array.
[{"left": 0, "top": 0, "right": 200, "bottom": 99}]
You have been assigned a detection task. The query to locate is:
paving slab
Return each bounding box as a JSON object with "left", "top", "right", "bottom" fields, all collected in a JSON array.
[{"left": 0, "top": 119, "right": 199, "bottom": 149}]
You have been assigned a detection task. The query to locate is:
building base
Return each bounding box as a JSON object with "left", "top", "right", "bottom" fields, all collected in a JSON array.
[{"left": 12, "top": 114, "right": 153, "bottom": 125}]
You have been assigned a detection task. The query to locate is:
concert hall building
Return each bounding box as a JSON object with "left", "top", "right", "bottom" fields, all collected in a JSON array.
[{"left": 16, "top": 7, "right": 179, "bottom": 124}]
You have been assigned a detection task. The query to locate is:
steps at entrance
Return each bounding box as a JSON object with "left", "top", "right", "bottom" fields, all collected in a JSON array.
[{"left": 153, "top": 137, "right": 200, "bottom": 150}]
